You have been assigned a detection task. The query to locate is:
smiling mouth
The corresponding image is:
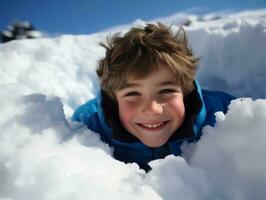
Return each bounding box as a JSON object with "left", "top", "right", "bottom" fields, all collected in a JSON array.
[{"left": 136, "top": 120, "right": 170, "bottom": 130}]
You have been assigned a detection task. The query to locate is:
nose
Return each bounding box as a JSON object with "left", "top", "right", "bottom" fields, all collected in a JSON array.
[{"left": 141, "top": 99, "right": 163, "bottom": 115}]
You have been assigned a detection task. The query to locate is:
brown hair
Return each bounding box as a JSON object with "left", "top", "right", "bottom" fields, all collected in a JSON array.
[{"left": 97, "top": 22, "right": 198, "bottom": 99}]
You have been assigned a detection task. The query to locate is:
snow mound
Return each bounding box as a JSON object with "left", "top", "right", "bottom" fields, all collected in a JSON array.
[{"left": 0, "top": 93, "right": 265, "bottom": 199}]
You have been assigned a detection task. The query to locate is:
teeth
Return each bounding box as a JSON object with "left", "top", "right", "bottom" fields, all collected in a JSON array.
[{"left": 142, "top": 122, "right": 164, "bottom": 128}]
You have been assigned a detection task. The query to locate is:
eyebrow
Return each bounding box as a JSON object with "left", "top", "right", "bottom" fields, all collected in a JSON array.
[
  {"left": 123, "top": 80, "right": 178, "bottom": 89},
  {"left": 159, "top": 81, "right": 178, "bottom": 86}
]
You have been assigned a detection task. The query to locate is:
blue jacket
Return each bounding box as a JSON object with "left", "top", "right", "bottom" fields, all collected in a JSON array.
[{"left": 72, "top": 82, "right": 234, "bottom": 171}]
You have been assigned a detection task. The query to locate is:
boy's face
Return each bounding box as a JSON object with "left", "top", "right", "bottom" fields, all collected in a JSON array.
[{"left": 115, "top": 65, "right": 185, "bottom": 147}]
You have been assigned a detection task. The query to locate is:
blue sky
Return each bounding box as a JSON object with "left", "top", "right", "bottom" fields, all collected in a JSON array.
[{"left": 1, "top": 0, "right": 266, "bottom": 35}]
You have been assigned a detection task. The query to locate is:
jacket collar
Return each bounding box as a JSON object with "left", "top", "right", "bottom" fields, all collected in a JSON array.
[{"left": 193, "top": 81, "right": 207, "bottom": 138}]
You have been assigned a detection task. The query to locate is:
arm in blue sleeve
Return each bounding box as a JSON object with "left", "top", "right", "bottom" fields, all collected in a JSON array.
[{"left": 71, "top": 98, "right": 98, "bottom": 126}]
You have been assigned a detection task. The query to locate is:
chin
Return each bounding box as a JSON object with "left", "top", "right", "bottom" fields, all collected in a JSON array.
[{"left": 142, "top": 138, "right": 168, "bottom": 148}]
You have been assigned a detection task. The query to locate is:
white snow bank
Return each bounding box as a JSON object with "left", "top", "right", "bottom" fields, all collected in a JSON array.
[
  {"left": 143, "top": 99, "right": 266, "bottom": 200},
  {"left": 0, "top": 92, "right": 265, "bottom": 199},
  {"left": 0, "top": 93, "right": 160, "bottom": 199},
  {"left": 188, "top": 18, "right": 266, "bottom": 98},
  {"left": 189, "top": 98, "right": 266, "bottom": 200},
  {"left": 0, "top": 34, "right": 106, "bottom": 116}
]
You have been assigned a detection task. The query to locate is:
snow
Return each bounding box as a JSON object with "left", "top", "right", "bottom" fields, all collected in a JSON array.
[{"left": 0, "top": 9, "right": 266, "bottom": 200}]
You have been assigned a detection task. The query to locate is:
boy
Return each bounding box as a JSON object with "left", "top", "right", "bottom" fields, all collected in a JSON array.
[{"left": 72, "top": 23, "right": 234, "bottom": 171}]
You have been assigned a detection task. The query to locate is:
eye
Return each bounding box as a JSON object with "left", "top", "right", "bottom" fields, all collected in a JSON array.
[
  {"left": 159, "top": 88, "right": 177, "bottom": 94},
  {"left": 124, "top": 91, "right": 141, "bottom": 97}
]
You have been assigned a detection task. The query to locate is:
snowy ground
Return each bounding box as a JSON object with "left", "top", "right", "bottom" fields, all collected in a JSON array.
[{"left": 0, "top": 9, "right": 266, "bottom": 200}]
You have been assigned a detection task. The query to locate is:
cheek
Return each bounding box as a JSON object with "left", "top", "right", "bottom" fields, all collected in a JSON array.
[
  {"left": 166, "top": 97, "right": 185, "bottom": 118},
  {"left": 118, "top": 101, "right": 139, "bottom": 127}
]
